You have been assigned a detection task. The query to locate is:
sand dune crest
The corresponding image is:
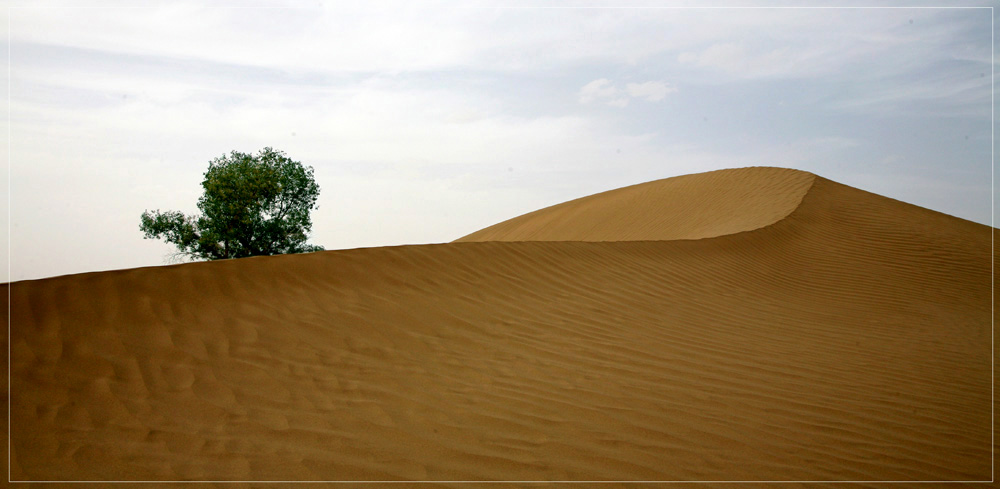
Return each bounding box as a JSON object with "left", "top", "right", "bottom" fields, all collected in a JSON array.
[{"left": 457, "top": 166, "right": 816, "bottom": 242}]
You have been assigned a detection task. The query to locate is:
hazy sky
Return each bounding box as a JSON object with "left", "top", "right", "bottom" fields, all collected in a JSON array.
[{"left": 4, "top": 1, "right": 997, "bottom": 281}]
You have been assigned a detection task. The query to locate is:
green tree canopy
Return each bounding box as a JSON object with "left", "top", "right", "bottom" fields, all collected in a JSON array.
[{"left": 141, "top": 147, "right": 323, "bottom": 260}]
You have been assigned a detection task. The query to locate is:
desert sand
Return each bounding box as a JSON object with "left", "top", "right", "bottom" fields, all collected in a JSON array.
[{"left": 3, "top": 166, "right": 995, "bottom": 485}]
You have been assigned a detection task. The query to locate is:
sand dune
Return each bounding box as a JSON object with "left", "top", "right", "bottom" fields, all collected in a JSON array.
[
  {"left": 3, "top": 167, "right": 994, "bottom": 485},
  {"left": 456, "top": 166, "right": 816, "bottom": 242}
]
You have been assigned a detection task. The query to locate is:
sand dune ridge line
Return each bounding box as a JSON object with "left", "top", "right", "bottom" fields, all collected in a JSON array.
[{"left": 456, "top": 166, "right": 818, "bottom": 243}]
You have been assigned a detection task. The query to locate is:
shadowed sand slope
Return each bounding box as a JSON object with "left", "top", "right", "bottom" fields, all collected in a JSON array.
[
  {"left": 456, "top": 166, "right": 816, "bottom": 242},
  {"left": 2, "top": 168, "right": 994, "bottom": 485}
]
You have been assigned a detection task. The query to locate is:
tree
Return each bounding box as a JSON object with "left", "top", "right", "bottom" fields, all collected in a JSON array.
[{"left": 141, "top": 147, "right": 324, "bottom": 261}]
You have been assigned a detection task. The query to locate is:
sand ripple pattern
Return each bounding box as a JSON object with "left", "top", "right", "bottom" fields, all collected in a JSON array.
[{"left": 3, "top": 167, "right": 993, "bottom": 484}]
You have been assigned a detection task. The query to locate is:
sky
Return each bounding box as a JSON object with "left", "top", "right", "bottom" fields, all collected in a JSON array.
[{"left": 3, "top": 1, "right": 997, "bottom": 282}]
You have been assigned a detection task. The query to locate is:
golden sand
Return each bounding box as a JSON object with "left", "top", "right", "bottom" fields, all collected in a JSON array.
[{"left": 3, "top": 167, "right": 994, "bottom": 485}]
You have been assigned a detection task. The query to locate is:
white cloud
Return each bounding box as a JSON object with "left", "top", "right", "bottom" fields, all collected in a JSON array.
[
  {"left": 579, "top": 78, "right": 674, "bottom": 107},
  {"left": 578, "top": 78, "right": 619, "bottom": 104},
  {"left": 12, "top": 6, "right": 987, "bottom": 84},
  {"left": 626, "top": 81, "right": 676, "bottom": 102},
  {"left": 606, "top": 98, "right": 630, "bottom": 108},
  {"left": 8, "top": 5, "right": 681, "bottom": 75}
]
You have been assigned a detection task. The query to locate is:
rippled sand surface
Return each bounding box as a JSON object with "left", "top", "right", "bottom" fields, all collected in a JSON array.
[{"left": 5, "top": 167, "right": 993, "bottom": 486}]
